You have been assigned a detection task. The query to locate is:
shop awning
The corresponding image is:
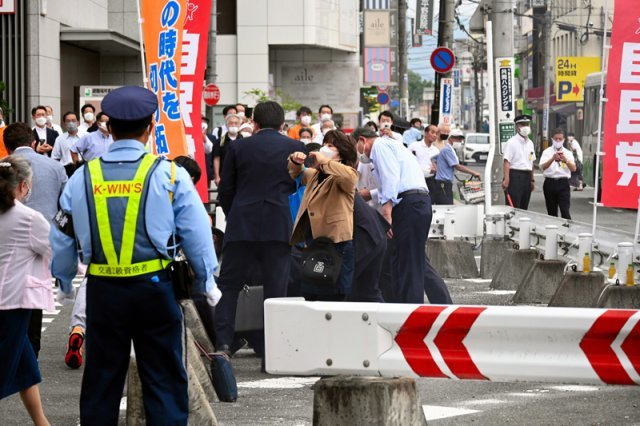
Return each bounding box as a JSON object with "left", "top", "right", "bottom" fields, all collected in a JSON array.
[{"left": 60, "top": 28, "right": 139, "bottom": 56}]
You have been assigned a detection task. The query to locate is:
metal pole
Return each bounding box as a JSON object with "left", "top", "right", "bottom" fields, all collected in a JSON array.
[
  {"left": 431, "top": 0, "right": 454, "bottom": 124},
  {"left": 489, "top": 0, "right": 514, "bottom": 206},
  {"left": 205, "top": 0, "right": 218, "bottom": 124},
  {"left": 542, "top": 2, "right": 552, "bottom": 144},
  {"left": 591, "top": 0, "right": 610, "bottom": 236},
  {"left": 484, "top": 20, "right": 495, "bottom": 213},
  {"left": 398, "top": 0, "right": 409, "bottom": 120},
  {"left": 135, "top": 0, "right": 148, "bottom": 86}
]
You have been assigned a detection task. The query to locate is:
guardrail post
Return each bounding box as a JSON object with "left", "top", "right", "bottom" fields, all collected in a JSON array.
[
  {"left": 545, "top": 225, "right": 558, "bottom": 260},
  {"left": 518, "top": 217, "right": 531, "bottom": 250},
  {"left": 444, "top": 209, "right": 455, "bottom": 240}
]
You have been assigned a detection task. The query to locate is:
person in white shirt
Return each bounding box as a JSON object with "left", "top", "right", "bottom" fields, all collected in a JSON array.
[
  {"left": 502, "top": 114, "right": 536, "bottom": 209},
  {"left": 52, "top": 111, "right": 82, "bottom": 176},
  {"left": 45, "top": 105, "right": 64, "bottom": 135},
  {"left": 212, "top": 105, "right": 237, "bottom": 140},
  {"left": 409, "top": 123, "right": 440, "bottom": 194},
  {"left": 311, "top": 105, "right": 333, "bottom": 137},
  {"left": 539, "top": 128, "right": 576, "bottom": 219},
  {"left": 567, "top": 132, "right": 584, "bottom": 190},
  {"left": 78, "top": 104, "right": 96, "bottom": 135},
  {"left": 313, "top": 118, "right": 336, "bottom": 144},
  {"left": 378, "top": 111, "right": 404, "bottom": 144}
]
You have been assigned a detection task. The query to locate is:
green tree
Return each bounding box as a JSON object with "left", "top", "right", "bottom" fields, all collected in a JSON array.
[
  {"left": 408, "top": 71, "right": 433, "bottom": 106},
  {"left": 244, "top": 88, "right": 302, "bottom": 114}
]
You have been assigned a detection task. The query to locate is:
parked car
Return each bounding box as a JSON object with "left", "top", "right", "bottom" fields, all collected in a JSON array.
[{"left": 463, "top": 133, "right": 490, "bottom": 163}]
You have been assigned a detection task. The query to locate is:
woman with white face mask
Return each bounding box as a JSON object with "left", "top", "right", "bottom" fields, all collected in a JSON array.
[
  {"left": 501, "top": 114, "right": 537, "bottom": 210},
  {"left": 287, "top": 130, "right": 358, "bottom": 301},
  {"left": 539, "top": 128, "right": 576, "bottom": 219}
]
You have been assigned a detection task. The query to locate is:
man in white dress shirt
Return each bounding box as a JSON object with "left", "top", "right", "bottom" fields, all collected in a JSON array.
[
  {"left": 52, "top": 111, "right": 82, "bottom": 176},
  {"left": 539, "top": 128, "right": 576, "bottom": 219},
  {"left": 502, "top": 114, "right": 536, "bottom": 209}
]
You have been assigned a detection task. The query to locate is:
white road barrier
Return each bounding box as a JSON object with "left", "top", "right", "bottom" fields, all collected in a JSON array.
[{"left": 265, "top": 299, "right": 640, "bottom": 386}]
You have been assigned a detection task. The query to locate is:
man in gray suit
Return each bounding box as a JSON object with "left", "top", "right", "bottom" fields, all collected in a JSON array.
[{"left": 3, "top": 122, "right": 67, "bottom": 358}]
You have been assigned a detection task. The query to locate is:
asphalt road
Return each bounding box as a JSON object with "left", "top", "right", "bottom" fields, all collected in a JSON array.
[{"left": 1, "top": 164, "right": 638, "bottom": 425}]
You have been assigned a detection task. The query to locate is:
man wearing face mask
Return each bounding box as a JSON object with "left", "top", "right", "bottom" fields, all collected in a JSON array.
[
  {"left": 502, "top": 115, "right": 536, "bottom": 209},
  {"left": 71, "top": 112, "right": 114, "bottom": 164},
  {"left": 311, "top": 104, "right": 333, "bottom": 138},
  {"left": 45, "top": 105, "right": 64, "bottom": 136},
  {"left": 78, "top": 104, "right": 96, "bottom": 135},
  {"left": 539, "top": 128, "right": 576, "bottom": 219},
  {"left": 50, "top": 86, "right": 219, "bottom": 424},
  {"left": 288, "top": 106, "right": 314, "bottom": 140},
  {"left": 31, "top": 105, "right": 58, "bottom": 156},
  {"left": 213, "top": 113, "right": 242, "bottom": 186},
  {"left": 52, "top": 111, "right": 82, "bottom": 177}
]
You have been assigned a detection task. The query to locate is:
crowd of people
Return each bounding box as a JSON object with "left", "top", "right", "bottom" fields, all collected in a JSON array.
[{"left": 0, "top": 89, "right": 586, "bottom": 424}]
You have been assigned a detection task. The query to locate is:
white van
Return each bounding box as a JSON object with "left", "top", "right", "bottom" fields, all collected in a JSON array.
[{"left": 463, "top": 133, "right": 490, "bottom": 163}]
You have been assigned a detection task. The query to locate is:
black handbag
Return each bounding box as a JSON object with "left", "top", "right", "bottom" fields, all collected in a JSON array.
[
  {"left": 301, "top": 237, "right": 343, "bottom": 286},
  {"left": 193, "top": 340, "right": 238, "bottom": 402},
  {"left": 168, "top": 251, "right": 194, "bottom": 300}
]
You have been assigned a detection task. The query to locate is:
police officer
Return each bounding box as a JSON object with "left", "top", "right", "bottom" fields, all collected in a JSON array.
[
  {"left": 539, "top": 128, "right": 576, "bottom": 219},
  {"left": 50, "top": 86, "right": 220, "bottom": 425},
  {"left": 502, "top": 114, "right": 536, "bottom": 209}
]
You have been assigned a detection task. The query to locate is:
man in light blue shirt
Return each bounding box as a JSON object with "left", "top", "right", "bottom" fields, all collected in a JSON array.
[
  {"left": 50, "top": 86, "right": 218, "bottom": 425},
  {"left": 433, "top": 128, "right": 480, "bottom": 204},
  {"left": 70, "top": 112, "right": 113, "bottom": 163},
  {"left": 353, "top": 127, "right": 451, "bottom": 304}
]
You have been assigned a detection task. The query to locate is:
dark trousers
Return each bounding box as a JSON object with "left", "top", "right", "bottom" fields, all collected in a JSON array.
[
  {"left": 506, "top": 169, "right": 532, "bottom": 209},
  {"left": 543, "top": 178, "right": 571, "bottom": 219},
  {"left": 81, "top": 273, "right": 188, "bottom": 426},
  {"left": 214, "top": 241, "right": 291, "bottom": 352},
  {"left": 391, "top": 193, "right": 432, "bottom": 303},
  {"left": 378, "top": 244, "right": 394, "bottom": 302},
  {"left": 347, "top": 238, "right": 386, "bottom": 303},
  {"left": 27, "top": 309, "right": 42, "bottom": 359},
  {"left": 432, "top": 180, "right": 454, "bottom": 205},
  {"left": 423, "top": 253, "right": 453, "bottom": 304},
  {"left": 425, "top": 176, "right": 438, "bottom": 196}
]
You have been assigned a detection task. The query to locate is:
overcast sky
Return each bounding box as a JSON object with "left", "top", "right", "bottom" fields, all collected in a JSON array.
[{"left": 408, "top": 0, "right": 479, "bottom": 81}]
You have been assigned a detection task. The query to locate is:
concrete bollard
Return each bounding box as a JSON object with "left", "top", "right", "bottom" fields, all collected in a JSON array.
[
  {"left": 427, "top": 239, "right": 478, "bottom": 279},
  {"left": 126, "top": 355, "right": 218, "bottom": 426},
  {"left": 479, "top": 237, "right": 514, "bottom": 279},
  {"left": 518, "top": 217, "right": 531, "bottom": 249},
  {"left": 186, "top": 328, "right": 217, "bottom": 404},
  {"left": 548, "top": 271, "right": 607, "bottom": 307},
  {"left": 490, "top": 249, "right": 538, "bottom": 290},
  {"left": 180, "top": 299, "right": 215, "bottom": 354},
  {"left": 596, "top": 284, "right": 640, "bottom": 309},
  {"left": 313, "top": 376, "right": 426, "bottom": 426},
  {"left": 544, "top": 225, "right": 558, "bottom": 260},
  {"left": 512, "top": 259, "right": 567, "bottom": 304}
]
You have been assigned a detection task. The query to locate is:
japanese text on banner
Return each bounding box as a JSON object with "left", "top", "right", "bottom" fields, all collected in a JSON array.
[{"left": 601, "top": 0, "right": 640, "bottom": 209}]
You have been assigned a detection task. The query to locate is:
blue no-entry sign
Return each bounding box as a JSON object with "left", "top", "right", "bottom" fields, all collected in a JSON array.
[
  {"left": 430, "top": 47, "right": 455, "bottom": 74},
  {"left": 377, "top": 91, "right": 390, "bottom": 105}
]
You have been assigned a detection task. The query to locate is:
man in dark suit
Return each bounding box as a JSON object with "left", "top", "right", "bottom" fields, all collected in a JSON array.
[
  {"left": 347, "top": 193, "right": 389, "bottom": 303},
  {"left": 214, "top": 101, "right": 304, "bottom": 360},
  {"left": 32, "top": 105, "right": 58, "bottom": 156}
]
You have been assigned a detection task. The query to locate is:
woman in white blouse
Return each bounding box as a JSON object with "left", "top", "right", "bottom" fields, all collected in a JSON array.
[{"left": 0, "top": 155, "right": 51, "bottom": 425}]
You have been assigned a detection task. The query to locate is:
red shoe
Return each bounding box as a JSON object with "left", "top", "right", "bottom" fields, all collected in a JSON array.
[{"left": 65, "top": 326, "right": 85, "bottom": 369}]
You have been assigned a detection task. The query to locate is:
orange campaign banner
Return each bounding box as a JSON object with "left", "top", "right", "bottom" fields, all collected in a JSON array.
[{"left": 141, "top": 0, "right": 188, "bottom": 159}]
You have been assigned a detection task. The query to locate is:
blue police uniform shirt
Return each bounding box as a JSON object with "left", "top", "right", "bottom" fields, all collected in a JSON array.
[
  {"left": 370, "top": 137, "right": 428, "bottom": 206},
  {"left": 50, "top": 139, "right": 218, "bottom": 294},
  {"left": 435, "top": 143, "right": 459, "bottom": 182}
]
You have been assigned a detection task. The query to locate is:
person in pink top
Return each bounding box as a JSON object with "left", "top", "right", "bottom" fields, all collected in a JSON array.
[{"left": 0, "top": 155, "right": 52, "bottom": 426}]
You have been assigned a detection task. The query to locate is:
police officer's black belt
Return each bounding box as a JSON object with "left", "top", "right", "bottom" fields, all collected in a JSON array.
[
  {"left": 545, "top": 177, "right": 569, "bottom": 181},
  {"left": 509, "top": 169, "right": 532, "bottom": 174},
  {"left": 399, "top": 189, "right": 429, "bottom": 198}
]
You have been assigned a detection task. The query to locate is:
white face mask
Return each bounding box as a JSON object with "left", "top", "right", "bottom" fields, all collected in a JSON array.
[
  {"left": 237, "top": 111, "right": 245, "bottom": 118},
  {"left": 201, "top": 122, "right": 208, "bottom": 132},
  {"left": 240, "top": 131, "right": 252, "bottom": 138},
  {"left": 357, "top": 141, "right": 371, "bottom": 164},
  {"left": 84, "top": 112, "right": 95, "bottom": 122},
  {"left": 98, "top": 121, "right": 108, "bottom": 132},
  {"left": 301, "top": 116, "right": 312, "bottom": 126},
  {"left": 519, "top": 126, "right": 531, "bottom": 138},
  {"left": 300, "top": 138, "right": 311, "bottom": 145},
  {"left": 46, "top": 115, "right": 53, "bottom": 124},
  {"left": 35, "top": 116, "right": 47, "bottom": 127},
  {"left": 320, "top": 113, "right": 331, "bottom": 121},
  {"left": 227, "top": 126, "right": 239, "bottom": 135},
  {"left": 319, "top": 145, "right": 336, "bottom": 159},
  {"left": 552, "top": 140, "right": 565, "bottom": 150}
]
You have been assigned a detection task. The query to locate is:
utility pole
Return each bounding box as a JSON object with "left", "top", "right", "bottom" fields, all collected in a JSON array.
[
  {"left": 473, "top": 42, "right": 482, "bottom": 132},
  {"left": 542, "top": 1, "right": 552, "bottom": 146},
  {"left": 488, "top": 0, "right": 514, "bottom": 206},
  {"left": 398, "top": 0, "right": 409, "bottom": 120},
  {"left": 205, "top": 0, "right": 217, "bottom": 124},
  {"left": 430, "top": 0, "right": 455, "bottom": 125}
]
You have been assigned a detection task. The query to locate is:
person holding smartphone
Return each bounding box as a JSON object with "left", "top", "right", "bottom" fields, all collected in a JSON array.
[{"left": 539, "top": 128, "right": 576, "bottom": 219}]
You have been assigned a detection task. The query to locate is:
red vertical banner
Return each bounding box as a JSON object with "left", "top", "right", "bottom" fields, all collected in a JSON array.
[
  {"left": 180, "top": 0, "right": 212, "bottom": 202},
  {"left": 141, "top": 0, "right": 189, "bottom": 158},
  {"left": 601, "top": 1, "right": 640, "bottom": 208}
]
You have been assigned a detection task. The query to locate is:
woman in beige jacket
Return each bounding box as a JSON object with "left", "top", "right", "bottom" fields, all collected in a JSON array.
[{"left": 288, "top": 130, "right": 358, "bottom": 300}]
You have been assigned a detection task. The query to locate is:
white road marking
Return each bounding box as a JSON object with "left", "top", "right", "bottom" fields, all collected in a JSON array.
[
  {"left": 474, "top": 290, "right": 517, "bottom": 295},
  {"left": 44, "top": 309, "right": 61, "bottom": 315},
  {"left": 551, "top": 385, "right": 600, "bottom": 392},
  {"left": 465, "top": 278, "right": 493, "bottom": 283},
  {"left": 237, "top": 377, "right": 320, "bottom": 389},
  {"left": 462, "top": 398, "right": 506, "bottom": 406},
  {"left": 422, "top": 405, "right": 480, "bottom": 421},
  {"left": 508, "top": 392, "right": 544, "bottom": 398},
  {"left": 42, "top": 318, "right": 55, "bottom": 323}
]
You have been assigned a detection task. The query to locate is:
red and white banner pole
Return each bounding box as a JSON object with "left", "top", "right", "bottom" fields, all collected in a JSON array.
[{"left": 265, "top": 299, "right": 640, "bottom": 386}]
